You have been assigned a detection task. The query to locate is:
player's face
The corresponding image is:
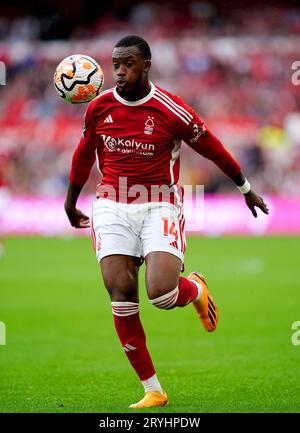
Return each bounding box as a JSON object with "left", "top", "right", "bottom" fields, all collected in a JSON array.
[{"left": 112, "top": 46, "right": 151, "bottom": 99}]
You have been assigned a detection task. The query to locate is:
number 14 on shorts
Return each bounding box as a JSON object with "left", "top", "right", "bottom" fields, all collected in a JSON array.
[{"left": 162, "top": 217, "right": 178, "bottom": 241}]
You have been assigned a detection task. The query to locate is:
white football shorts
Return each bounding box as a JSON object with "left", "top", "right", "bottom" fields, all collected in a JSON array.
[{"left": 91, "top": 198, "right": 186, "bottom": 266}]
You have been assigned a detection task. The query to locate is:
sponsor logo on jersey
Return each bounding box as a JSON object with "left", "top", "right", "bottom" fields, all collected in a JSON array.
[
  {"left": 101, "top": 135, "right": 117, "bottom": 151},
  {"left": 189, "top": 123, "right": 206, "bottom": 143},
  {"left": 101, "top": 134, "right": 155, "bottom": 155},
  {"left": 144, "top": 116, "right": 155, "bottom": 135}
]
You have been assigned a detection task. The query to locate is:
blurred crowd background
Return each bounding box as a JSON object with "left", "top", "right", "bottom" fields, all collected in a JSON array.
[{"left": 1, "top": 0, "right": 300, "bottom": 197}]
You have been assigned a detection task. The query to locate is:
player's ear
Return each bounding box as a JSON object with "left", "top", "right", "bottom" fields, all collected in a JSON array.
[{"left": 144, "top": 59, "right": 151, "bottom": 73}]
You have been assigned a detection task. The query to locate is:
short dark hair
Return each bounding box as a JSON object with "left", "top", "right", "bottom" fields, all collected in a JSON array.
[{"left": 114, "top": 35, "right": 151, "bottom": 60}]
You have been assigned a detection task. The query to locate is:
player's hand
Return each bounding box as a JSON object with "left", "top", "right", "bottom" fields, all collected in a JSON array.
[
  {"left": 64, "top": 205, "right": 90, "bottom": 228},
  {"left": 244, "top": 190, "right": 269, "bottom": 218}
]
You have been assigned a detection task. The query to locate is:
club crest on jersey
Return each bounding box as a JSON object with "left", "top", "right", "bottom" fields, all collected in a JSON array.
[{"left": 144, "top": 116, "right": 154, "bottom": 135}]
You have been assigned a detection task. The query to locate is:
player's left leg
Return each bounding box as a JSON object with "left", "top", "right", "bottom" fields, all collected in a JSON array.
[
  {"left": 145, "top": 252, "right": 218, "bottom": 331},
  {"left": 141, "top": 202, "right": 218, "bottom": 331},
  {"left": 145, "top": 251, "right": 201, "bottom": 308}
]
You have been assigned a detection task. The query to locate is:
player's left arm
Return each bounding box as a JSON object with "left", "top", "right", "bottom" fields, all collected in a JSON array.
[
  {"left": 178, "top": 105, "right": 269, "bottom": 217},
  {"left": 231, "top": 171, "right": 269, "bottom": 218}
]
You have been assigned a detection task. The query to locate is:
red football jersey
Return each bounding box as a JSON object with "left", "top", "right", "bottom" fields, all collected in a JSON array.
[{"left": 70, "top": 82, "right": 240, "bottom": 203}]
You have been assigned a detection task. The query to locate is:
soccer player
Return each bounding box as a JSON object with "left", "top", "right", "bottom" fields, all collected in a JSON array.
[{"left": 64, "top": 35, "right": 269, "bottom": 409}]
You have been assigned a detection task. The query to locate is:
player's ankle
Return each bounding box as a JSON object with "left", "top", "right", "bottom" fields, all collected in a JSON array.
[
  {"left": 142, "top": 373, "right": 163, "bottom": 394},
  {"left": 191, "top": 280, "right": 203, "bottom": 302}
]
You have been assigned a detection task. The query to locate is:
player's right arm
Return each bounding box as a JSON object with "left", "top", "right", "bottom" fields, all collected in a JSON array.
[{"left": 64, "top": 103, "right": 98, "bottom": 228}]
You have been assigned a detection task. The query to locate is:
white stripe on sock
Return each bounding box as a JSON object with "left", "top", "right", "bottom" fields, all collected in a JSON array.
[
  {"left": 111, "top": 301, "right": 139, "bottom": 316},
  {"left": 149, "top": 286, "right": 179, "bottom": 309},
  {"left": 191, "top": 280, "right": 203, "bottom": 302}
]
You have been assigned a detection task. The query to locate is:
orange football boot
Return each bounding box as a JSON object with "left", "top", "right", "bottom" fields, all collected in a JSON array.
[
  {"left": 129, "top": 391, "right": 168, "bottom": 409},
  {"left": 188, "top": 272, "right": 219, "bottom": 332}
]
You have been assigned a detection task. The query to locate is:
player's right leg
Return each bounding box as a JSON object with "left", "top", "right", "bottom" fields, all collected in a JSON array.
[
  {"left": 100, "top": 254, "right": 168, "bottom": 409},
  {"left": 92, "top": 198, "right": 167, "bottom": 408}
]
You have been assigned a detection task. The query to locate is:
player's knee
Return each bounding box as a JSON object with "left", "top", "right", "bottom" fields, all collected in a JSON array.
[
  {"left": 147, "top": 276, "right": 178, "bottom": 300},
  {"left": 148, "top": 285, "right": 179, "bottom": 310}
]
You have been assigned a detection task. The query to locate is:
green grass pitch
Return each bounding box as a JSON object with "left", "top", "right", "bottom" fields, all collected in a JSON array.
[{"left": 0, "top": 236, "right": 299, "bottom": 413}]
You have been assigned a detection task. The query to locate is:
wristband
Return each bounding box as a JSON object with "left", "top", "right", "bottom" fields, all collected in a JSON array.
[{"left": 237, "top": 179, "right": 251, "bottom": 194}]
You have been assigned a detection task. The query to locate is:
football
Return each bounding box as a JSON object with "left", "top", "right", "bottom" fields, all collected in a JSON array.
[{"left": 53, "top": 54, "right": 104, "bottom": 104}]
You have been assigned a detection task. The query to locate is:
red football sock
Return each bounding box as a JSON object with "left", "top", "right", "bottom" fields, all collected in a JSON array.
[
  {"left": 175, "top": 276, "right": 199, "bottom": 307},
  {"left": 112, "top": 302, "right": 156, "bottom": 381}
]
